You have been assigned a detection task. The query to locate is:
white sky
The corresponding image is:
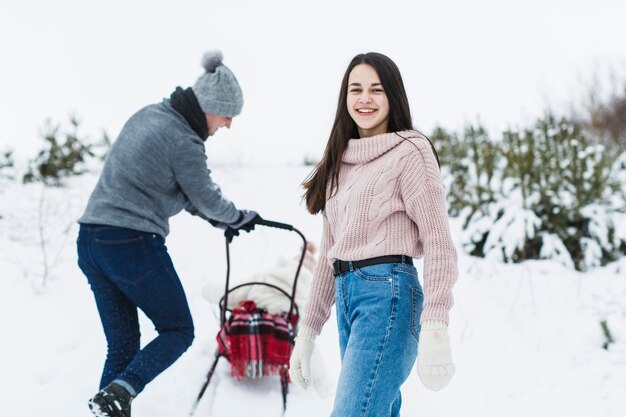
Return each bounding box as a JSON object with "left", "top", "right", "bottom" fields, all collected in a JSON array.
[{"left": 1, "top": 0, "right": 625, "bottom": 164}]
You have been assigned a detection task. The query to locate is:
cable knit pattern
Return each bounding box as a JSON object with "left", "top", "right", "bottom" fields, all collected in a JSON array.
[{"left": 302, "top": 130, "right": 458, "bottom": 334}]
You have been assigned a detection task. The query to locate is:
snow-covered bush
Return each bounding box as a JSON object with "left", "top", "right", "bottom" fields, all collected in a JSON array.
[
  {"left": 437, "top": 114, "right": 626, "bottom": 271},
  {"left": 23, "top": 116, "right": 110, "bottom": 186}
]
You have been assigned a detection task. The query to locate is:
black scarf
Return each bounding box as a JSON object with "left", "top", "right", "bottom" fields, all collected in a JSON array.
[{"left": 170, "top": 87, "right": 209, "bottom": 140}]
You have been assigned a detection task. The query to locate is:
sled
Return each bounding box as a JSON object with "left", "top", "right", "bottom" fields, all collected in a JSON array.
[{"left": 190, "top": 219, "right": 307, "bottom": 416}]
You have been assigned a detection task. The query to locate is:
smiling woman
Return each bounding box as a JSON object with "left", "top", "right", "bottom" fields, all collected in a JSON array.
[{"left": 292, "top": 52, "right": 459, "bottom": 417}]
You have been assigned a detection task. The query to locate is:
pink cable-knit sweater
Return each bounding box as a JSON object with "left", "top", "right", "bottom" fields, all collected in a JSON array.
[{"left": 302, "top": 130, "right": 458, "bottom": 334}]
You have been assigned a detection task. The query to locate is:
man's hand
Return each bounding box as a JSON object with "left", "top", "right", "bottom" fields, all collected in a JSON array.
[{"left": 224, "top": 210, "right": 261, "bottom": 242}]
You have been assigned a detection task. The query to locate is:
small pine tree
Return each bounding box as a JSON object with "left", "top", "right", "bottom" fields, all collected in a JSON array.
[
  {"left": 432, "top": 126, "right": 470, "bottom": 216},
  {"left": 23, "top": 116, "right": 109, "bottom": 186},
  {"left": 465, "top": 124, "right": 499, "bottom": 213},
  {"left": 435, "top": 123, "right": 502, "bottom": 218}
]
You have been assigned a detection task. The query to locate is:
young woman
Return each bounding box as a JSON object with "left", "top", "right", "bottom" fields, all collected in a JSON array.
[{"left": 289, "top": 52, "right": 458, "bottom": 417}]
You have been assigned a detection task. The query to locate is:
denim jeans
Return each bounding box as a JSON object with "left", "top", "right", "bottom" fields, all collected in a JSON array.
[
  {"left": 77, "top": 224, "right": 195, "bottom": 395},
  {"left": 332, "top": 262, "right": 423, "bottom": 417}
]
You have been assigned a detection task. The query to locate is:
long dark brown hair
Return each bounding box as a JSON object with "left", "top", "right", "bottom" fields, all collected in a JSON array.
[{"left": 303, "top": 52, "right": 429, "bottom": 214}]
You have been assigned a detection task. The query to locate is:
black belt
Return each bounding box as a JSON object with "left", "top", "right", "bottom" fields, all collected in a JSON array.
[{"left": 332, "top": 255, "right": 413, "bottom": 276}]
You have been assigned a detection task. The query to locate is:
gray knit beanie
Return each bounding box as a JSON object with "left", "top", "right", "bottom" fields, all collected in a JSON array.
[{"left": 192, "top": 51, "right": 243, "bottom": 117}]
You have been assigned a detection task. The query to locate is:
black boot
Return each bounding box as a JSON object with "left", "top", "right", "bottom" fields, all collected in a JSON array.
[{"left": 88, "top": 382, "right": 133, "bottom": 417}]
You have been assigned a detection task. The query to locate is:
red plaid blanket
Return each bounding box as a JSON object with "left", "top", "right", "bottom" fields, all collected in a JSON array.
[{"left": 217, "top": 300, "right": 296, "bottom": 380}]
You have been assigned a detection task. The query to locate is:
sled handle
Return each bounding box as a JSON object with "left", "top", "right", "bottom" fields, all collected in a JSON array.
[
  {"left": 221, "top": 219, "right": 307, "bottom": 327},
  {"left": 256, "top": 219, "right": 293, "bottom": 230}
]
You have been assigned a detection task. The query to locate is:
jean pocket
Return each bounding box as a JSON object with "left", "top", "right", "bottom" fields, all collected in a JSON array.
[
  {"left": 94, "top": 234, "right": 153, "bottom": 285},
  {"left": 355, "top": 263, "right": 393, "bottom": 281},
  {"left": 411, "top": 286, "right": 424, "bottom": 339}
]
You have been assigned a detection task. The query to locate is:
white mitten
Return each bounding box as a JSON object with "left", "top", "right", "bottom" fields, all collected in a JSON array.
[
  {"left": 289, "top": 326, "right": 317, "bottom": 389},
  {"left": 417, "top": 320, "right": 455, "bottom": 391}
]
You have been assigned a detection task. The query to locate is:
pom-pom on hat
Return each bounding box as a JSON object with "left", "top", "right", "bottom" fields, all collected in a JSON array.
[{"left": 192, "top": 50, "right": 243, "bottom": 117}]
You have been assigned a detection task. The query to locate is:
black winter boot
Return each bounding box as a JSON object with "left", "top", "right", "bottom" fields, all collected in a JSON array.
[{"left": 88, "top": 382, "right": 133, "bottom": 417}]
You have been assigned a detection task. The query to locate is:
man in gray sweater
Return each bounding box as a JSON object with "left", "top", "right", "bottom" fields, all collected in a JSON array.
[{"left": 77, "top": 51, "right": 259, "bottom": 417}]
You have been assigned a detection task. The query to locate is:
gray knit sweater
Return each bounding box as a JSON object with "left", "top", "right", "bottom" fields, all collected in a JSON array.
[{"left": 78, "top": 99, "right": 239, "bottom": 237}]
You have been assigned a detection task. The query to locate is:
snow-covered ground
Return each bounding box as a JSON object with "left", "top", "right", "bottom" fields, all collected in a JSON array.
[{"left": 1, "top": 166, "right": 625, "bottom": 417}]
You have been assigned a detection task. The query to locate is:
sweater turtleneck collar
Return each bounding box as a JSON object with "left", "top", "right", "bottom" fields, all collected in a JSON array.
[{"left": 342, "top": 130, "right": 418, "bottom": 164}]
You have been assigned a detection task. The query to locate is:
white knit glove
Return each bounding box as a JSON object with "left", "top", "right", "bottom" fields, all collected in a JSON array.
[
  {"left": 417, "top": 320, "right": 455, "bottom": 391},
  {"left": 289, "top": 326, "right": 317, "bottom": 389}
]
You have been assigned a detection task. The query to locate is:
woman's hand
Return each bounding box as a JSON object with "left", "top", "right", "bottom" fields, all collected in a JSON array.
[
  {"left": 289, "top": 326, "right": 317, "bottom": 389},
  {"left": 417, "top": 320, "right": 455, "bottom": 391}
]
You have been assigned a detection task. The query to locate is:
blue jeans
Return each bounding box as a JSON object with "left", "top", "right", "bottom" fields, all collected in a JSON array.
[
  {"left": 77, "top": 224, "right": 195, "bottom": 395},
  {"left": 332, "top": 262, "right": 423, "bottom": 417}
]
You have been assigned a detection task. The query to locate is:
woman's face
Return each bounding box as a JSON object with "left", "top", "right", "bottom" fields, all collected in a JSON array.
[{"left": 346, "top": 64, "right": 390, "bottom": 137}]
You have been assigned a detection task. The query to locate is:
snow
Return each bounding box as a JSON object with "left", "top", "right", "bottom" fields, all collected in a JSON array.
[
  {"left": 1, "top": 166, "right": 625, "bottom": 417},
  {"left": 539, "top": 232, "right": 575, "bottom": 269}
]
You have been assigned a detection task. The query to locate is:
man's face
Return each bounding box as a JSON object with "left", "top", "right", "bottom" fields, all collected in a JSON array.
[{"left": 205, "top": 113, "right": 233, "bottom": 136}]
